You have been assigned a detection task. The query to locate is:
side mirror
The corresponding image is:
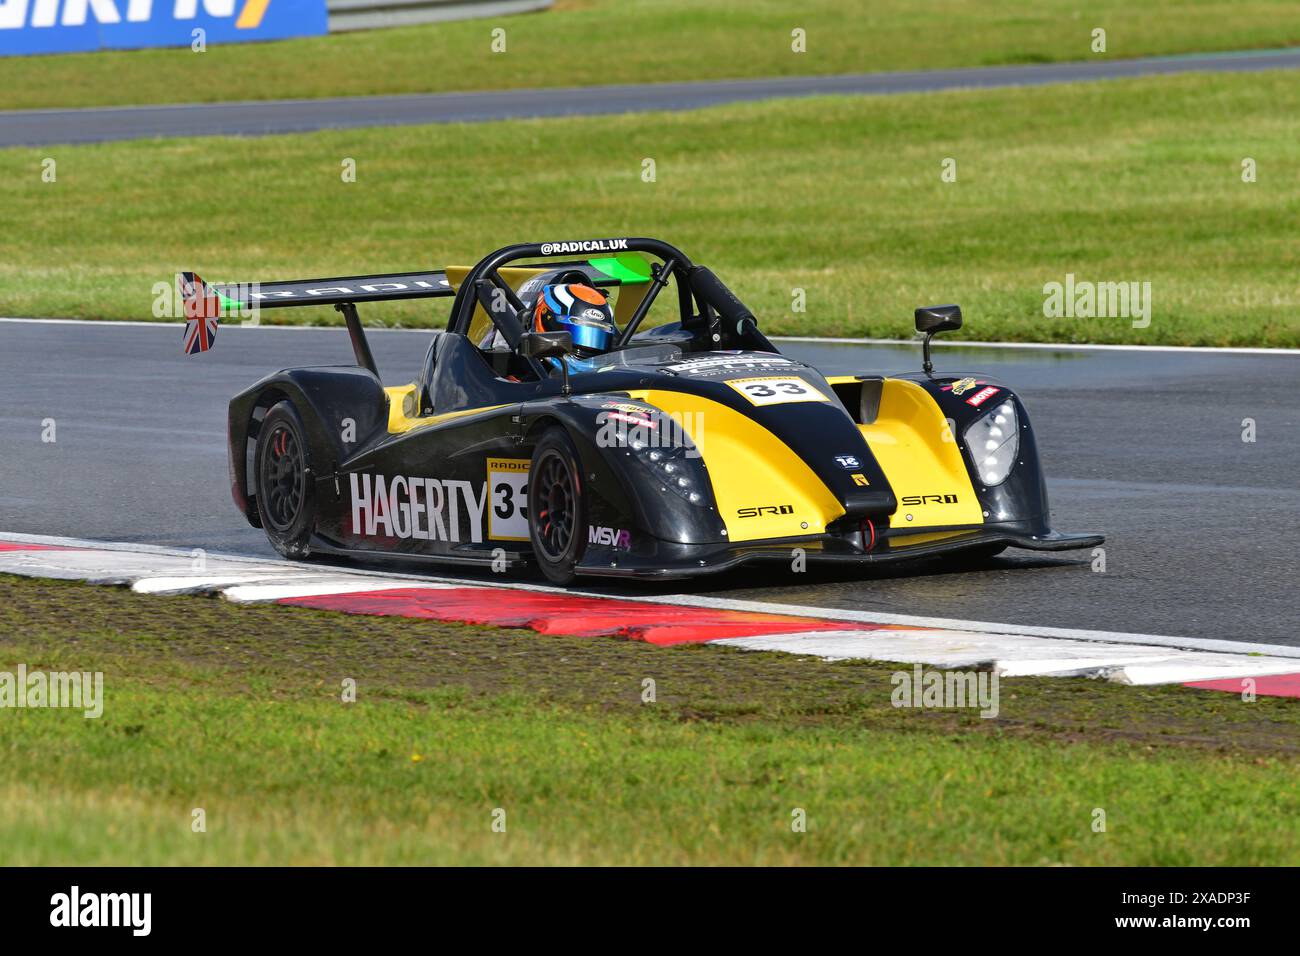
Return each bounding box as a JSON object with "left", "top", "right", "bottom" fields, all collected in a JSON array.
[
  {"left": 915, "top": 304, "right": 962, "bottom": 334},
  {"left": 519, "top": 330, "right": 573, "bottom": 361},
  {"left": 914, "top": 304, "right": 962, "bottom": 375}
]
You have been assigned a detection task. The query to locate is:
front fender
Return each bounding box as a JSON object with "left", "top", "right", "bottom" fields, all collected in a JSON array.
[{"left": 518, "top": 396, "right": 729, "bottom": 551}]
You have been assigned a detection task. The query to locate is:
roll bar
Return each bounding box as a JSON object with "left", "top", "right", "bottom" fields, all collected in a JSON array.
[{"left": 447, "top": 238, "right": 697, "bottom": 338}]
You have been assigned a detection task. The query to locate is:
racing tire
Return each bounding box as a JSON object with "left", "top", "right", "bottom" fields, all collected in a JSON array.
[
  {"left": 254, "top": 401, "right": 317, "bottom": 560},
  {"left": 527, "top": 427, "right": 588, "bottom": 585}
]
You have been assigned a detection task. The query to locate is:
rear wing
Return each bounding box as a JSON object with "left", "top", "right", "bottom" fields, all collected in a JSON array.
[
  {"left": 179, "top": 255, "right": 651, "bottom": 375},
  {"left": 205, "top": 270, "right": 455, "bottom": 310}
]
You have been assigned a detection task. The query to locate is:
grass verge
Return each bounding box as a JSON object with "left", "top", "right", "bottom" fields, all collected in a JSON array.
[
  {"left": 3, "top": 0, "right": 1299, "bottom": 111},
  {"left": 0, "top": 575, "right": 1296, "bottom": 865},
  {"left": 2, "top": 71, "right": 1298, "bottom": 346}
]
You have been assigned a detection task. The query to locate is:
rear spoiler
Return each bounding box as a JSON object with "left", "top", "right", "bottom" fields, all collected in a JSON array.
[
  {"left": 180, "top": 258, "right": 650, "bottom": 376},
  {"left": 206, "top": 270, "right": 455, "bottom": 310}
]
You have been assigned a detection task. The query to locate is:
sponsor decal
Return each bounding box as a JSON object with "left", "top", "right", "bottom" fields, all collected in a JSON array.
[
  {"left": 602, "top": 410, "right": 654, "bottom": 427},
  {"left": 727, "top": 376, "right": 830, "bottom": 407},
  {"left": 539, "top": 239, "right": 629, "bottom": 256},
  {"left": 588, "top": 525, "right": 632, "bottom": 549},
  {"left": 737, "top": 504, "right": 794, "bottom": 518},
  {"left": 600, "top": 401, "right": 652, "bottom": 414},
  {"left": 900, "top": 494, "right": 959, "bottom": 506},
  {"left": 664, "top": 354, "right": 796, "bottom": 376},
  {"left": 851, "top": 473, "right": 870, "bottom": 487},
  {"left": 349, "top": 473, "right": 487, "bottom": 543},
  {"left": 486, "top": 458, "right": 530, "bottom": 541},
  {"left": 943, "top": 377, "right": 983, "bottom": 395},
  {"left": 247, "top": 277, "right": 450, "bottom": 302},
  {"left": 965, "top": 386, "right": 1000, "bottom": 407},
  {"left": 834, "top": 455, "right": 860, "bottom": 469}
]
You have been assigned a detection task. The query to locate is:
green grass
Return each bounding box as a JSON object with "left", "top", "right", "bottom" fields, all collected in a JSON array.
[
  {"left": 4, "top": 0, "right": 1300, "bottom": 110},
  {"left": 3, "top": 71, "right": 1298, "bottom": 346},
  {"left": 0, "top": 575, "right": 1297, "bottom": 865}
]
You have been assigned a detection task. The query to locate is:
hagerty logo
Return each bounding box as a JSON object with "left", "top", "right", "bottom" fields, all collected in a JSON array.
[
  {"left": 50, "top": 886, "right": 151, "bottom": 936},
  {"left": 349, "top": 473, "right": 487, "bottom": 543}
]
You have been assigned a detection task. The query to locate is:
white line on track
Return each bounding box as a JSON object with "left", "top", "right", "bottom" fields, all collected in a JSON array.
[
  {"left": 771, "top": 335, "right": 1300, "bottom": 356},
  {"left": 4, "top": 317, "right": 1299, "bottom": 356},
  {"left": 5, "top": 530, "right": 1299, "bottom": 661}
]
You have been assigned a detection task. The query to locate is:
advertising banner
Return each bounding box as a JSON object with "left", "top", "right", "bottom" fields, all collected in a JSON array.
[{"left": 0, "top": 0, "right": 328, "bottom": 56}]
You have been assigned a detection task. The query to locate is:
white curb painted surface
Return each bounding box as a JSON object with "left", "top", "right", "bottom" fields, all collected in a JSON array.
[{"left": 2, "top": 531, "right": 1297, "bottom": 688}]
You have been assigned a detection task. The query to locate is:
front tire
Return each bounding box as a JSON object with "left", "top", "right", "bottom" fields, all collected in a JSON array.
[
  {"left": 254, "top": 401, "right": 317, "bottom": 559},
  {"left": 527, "top": 428, "right": 588, "bottom": 585}
]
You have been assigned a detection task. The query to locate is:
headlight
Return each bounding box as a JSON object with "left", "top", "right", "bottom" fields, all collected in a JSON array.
[
  {"left": 598, "top": 407, "right": 712, "bottom": 506},
  {"left": 963, "top": 399, "right": 1019, "bottom": 486}
]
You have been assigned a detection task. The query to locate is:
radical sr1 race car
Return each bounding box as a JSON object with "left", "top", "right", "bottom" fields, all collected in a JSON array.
[{"left": 194, "top": 236, "right": 1102, "bottom": 583}]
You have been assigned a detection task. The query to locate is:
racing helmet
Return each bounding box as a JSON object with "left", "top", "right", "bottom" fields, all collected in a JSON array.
[{"left": 532, "top": 282, "right": 619, "bottom": 358}]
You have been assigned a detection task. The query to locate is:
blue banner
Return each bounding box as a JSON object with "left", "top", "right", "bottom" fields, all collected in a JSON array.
[{"left": 0, "top": 0, "right": 327, "bottom": 56}]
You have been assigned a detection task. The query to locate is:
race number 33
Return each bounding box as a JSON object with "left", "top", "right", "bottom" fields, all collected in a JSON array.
[
  {"left": 487, "top": 458, "right": 530, "bottom": 540},
  {"left": 726, "top": 376, "right": 830, "bottom": 406}
]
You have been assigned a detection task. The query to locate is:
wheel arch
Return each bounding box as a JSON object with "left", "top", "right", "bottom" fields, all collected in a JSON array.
[{"left": 228, "top": 367, "right": 390, "bottom": 527}]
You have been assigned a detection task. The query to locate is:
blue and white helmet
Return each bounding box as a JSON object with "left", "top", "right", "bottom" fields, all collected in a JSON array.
[{"left": 531, "top": 282, "right": 619, "bottom": 358}]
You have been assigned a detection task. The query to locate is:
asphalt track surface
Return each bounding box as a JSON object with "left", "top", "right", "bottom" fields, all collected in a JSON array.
[
  {"left": 4, "top": 48, "right": 1300, "bottom": 148},
  {"left": 1, "top": 318, "right": 1296, "bottom": 645}
]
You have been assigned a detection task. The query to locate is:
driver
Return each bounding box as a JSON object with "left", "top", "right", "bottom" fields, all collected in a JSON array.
[{"left": 530, "top": 281, "right": 619, "bottom": 360}]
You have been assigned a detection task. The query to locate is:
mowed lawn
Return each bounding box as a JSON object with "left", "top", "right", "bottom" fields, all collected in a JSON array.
[
  {"left": 0, "top": 575, "right": 1297, "bottom": 866},
  {"left": 2, "top": 0, "right": 1299, "bottom": 110},
  {"left": 2, "top": 71, "right": 1297, "bottom": 345}
]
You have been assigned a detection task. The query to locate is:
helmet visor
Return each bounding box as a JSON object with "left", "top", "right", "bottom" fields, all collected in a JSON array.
[{"left": 559, "top": 315, "right": 616, "bottom": 353}]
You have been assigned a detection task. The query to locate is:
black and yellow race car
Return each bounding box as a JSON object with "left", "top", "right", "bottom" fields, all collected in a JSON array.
[{"left": 198, "top": 237, "right": 1101, "bottom": 583}]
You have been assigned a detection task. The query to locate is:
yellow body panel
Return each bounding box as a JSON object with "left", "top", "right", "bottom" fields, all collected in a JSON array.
[
  {"left": 629, "top": 389, "right": 845, "bottom": 542},
  {"left": 382, "top": 385, "right": 506, "bottom": 435},
  {"left": 445, "top": 266, "right": 548, "bottom": 345},
  {"left": 859, "top": 379, "right": 983, "bottom": 529}
]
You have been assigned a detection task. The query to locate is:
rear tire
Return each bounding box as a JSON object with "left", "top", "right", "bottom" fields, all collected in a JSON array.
[
  {"left": 254, "top": 401, "right": 317, "bottom": 559},
  {"left": 527, "top": 428, "right": 588, "bottom": 585}
]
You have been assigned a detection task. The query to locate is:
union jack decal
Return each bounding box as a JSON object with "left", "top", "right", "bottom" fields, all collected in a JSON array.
[{"left": 178, "top": 271, "right": 220, "bottom": 355}]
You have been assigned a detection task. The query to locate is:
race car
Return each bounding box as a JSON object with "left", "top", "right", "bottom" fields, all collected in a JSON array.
[{"left": 194, "top": 236, "right": 1102, "bottom": 583}]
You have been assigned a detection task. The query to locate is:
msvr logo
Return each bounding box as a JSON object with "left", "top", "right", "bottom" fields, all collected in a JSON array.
[{"left": 588, "top": 525, "right": 631, "bottom": 549}]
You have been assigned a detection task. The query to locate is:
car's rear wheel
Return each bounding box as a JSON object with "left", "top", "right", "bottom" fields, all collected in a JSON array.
[
  {"left": 528, "top": 428, "right": 587, "bottom": 585},
  {"left": 254, "top": 401, "right": 317, "bottom": 559}
]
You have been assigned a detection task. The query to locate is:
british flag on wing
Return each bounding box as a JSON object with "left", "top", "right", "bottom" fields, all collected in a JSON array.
[{"left": 177, "top": 271, "right": 222, "bottom": 354}]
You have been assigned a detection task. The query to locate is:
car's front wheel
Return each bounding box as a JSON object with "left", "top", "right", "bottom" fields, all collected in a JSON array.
[
  {"left": 527, "top": 427, "right": 588, "bottom": 585},
  {"left": 254, "top": 400, "right": 317, "bottom": 559}
]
